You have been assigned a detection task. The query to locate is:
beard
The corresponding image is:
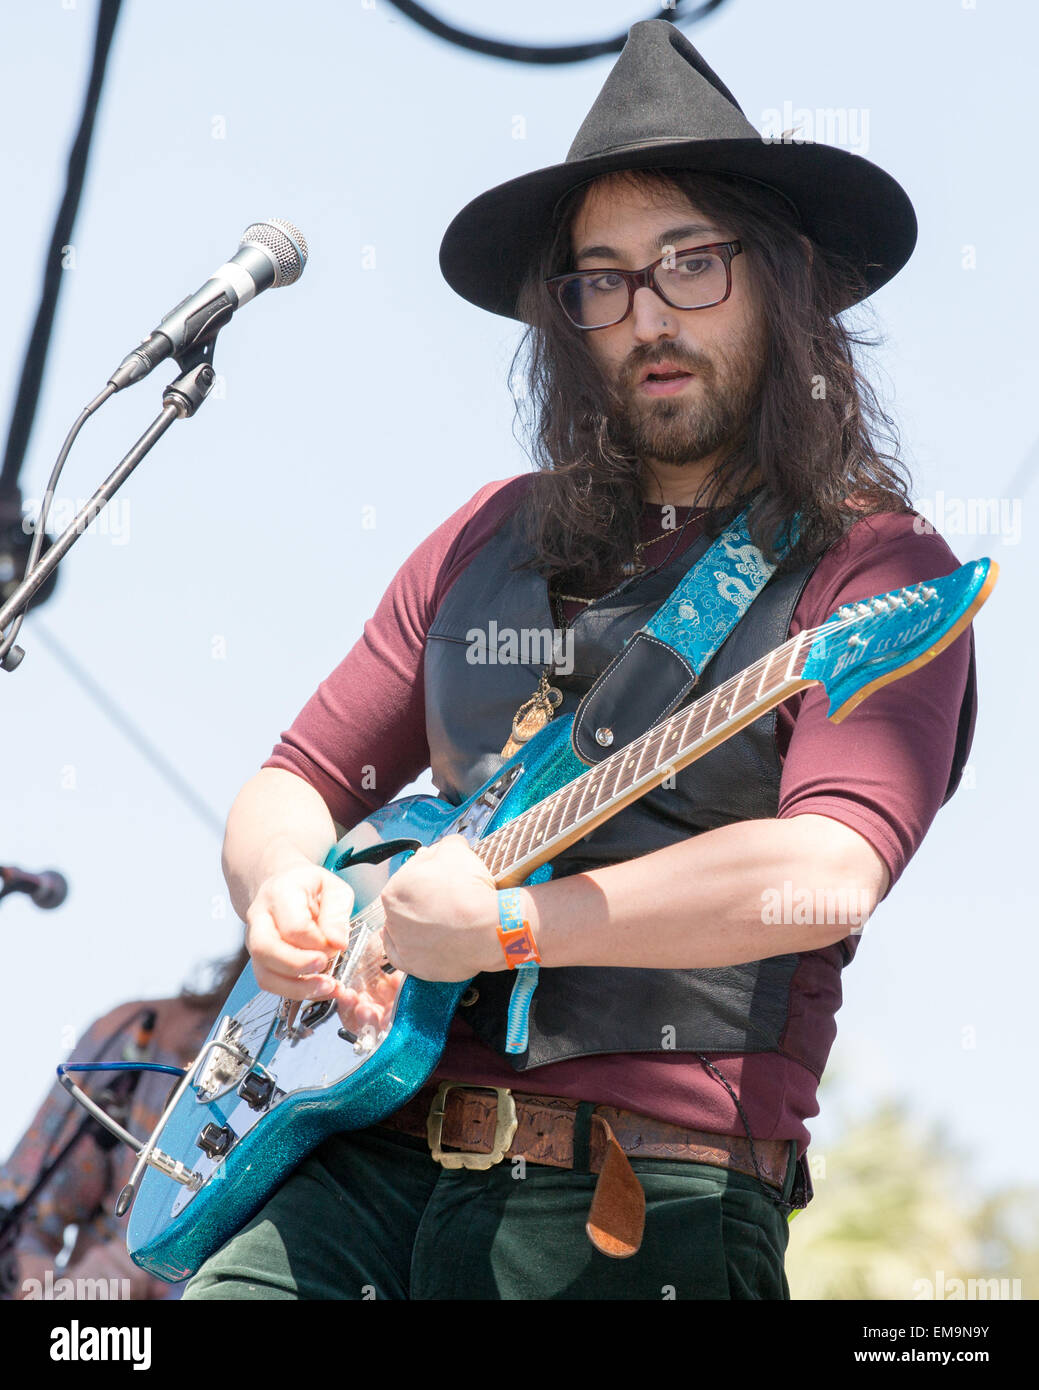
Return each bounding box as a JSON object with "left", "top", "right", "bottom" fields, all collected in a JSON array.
[{"left": 606, "top": 337, "right": 766, "bottom": 470}]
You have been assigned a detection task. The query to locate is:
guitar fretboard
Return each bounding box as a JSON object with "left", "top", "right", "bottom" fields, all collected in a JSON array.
[{"left": 475, "top": 629, "right": 812, "bottom": 885}]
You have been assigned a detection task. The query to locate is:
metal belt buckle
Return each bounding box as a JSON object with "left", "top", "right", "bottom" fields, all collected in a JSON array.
[{"left": 426, "top": 1082, "right": 518, "bottom": 1170}]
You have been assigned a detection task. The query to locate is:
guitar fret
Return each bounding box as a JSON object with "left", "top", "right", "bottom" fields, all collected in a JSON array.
[
  {"left": 481, "top": 833, "right": 502, "bottom": 877},
  {"left": 754, "top": 651, "right": 777, "bottom": 699},
  {"left": 679, "top": 700, "right": 705, "bottom": 755},
  {"left": 561, "top": 772, "right": 584, "bottom": 822},
  {"left": 660, "top": 718, "right": 684, "bottom": 773},
  {"left": 538, "top": 794, "right": 561, "bottom": 847},
  {"left": 603, "top": 751, "right": 626, "bottom": 803},
  {"left": 514, "top": 807, "right": 540, "bottom": 863},
  {"left": 702, "top": 686, "right": 724, "bottom": 736},
  {"left": 728, "top": 669, "right": 747, "bottom": 719},
  {"left": 623, "top": 745, "right": 645, "bottom": 800},
  {"left": 529, "top": 801, "right": 552, "bottom": 853},
  {"left": 586, "top": 767, "right": 609, "bottom": 812},
  {"left": 552, "top": 779, "right": 582, "bottom": 840},
  {"left": 627, "top": 733, "right": 651, "bottom": 784},
  {"left": 644, "top": 728, "right": 667, "bottom": 777},
  {"left": 783, "top": 633, "right": 804, "bottom": 683},
  {"left": 496, "top": 827, "right": 518, "bottom": 876},
  {"left": 497, "top": 817, "right": 524, "bottom": 873},
  {"left": 543, "top": 777, "right": 582, "bottom": 849}
]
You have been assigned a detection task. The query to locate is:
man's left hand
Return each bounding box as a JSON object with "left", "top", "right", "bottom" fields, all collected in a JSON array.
[{"left": 377, "top": 834, "right": 505, "bottom": 982}]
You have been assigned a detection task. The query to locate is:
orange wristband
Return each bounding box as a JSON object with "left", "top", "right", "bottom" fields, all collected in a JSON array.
[{"left": 496, "top": 889, "right": 541, "bottom": 969}]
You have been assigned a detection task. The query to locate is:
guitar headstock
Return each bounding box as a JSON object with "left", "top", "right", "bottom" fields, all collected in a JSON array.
[{"left": 801, "top": 557, "right": 998, "bottom": 722}]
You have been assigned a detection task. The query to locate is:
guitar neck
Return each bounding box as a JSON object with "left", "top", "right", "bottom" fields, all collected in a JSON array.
[{"left": 476, "top": 630, "right": 813, "bottom": 888}]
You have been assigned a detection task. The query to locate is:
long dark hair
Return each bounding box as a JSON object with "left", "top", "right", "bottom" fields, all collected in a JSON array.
[
  {"left": 180, "top": 943, "right": 251, "bottom": 1013},
  {"left": 509, "top": 166, "right": 913, "bottom": 592}
]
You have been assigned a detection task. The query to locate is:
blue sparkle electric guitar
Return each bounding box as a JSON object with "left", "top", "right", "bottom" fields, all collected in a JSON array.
[{"left": 107, "top": 558, "right": 995, "bottom": 1280}]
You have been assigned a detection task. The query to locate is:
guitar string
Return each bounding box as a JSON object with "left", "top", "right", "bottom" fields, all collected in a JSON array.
[{"left": 217, "top": 596, "right": 941, "bottom": 1031}]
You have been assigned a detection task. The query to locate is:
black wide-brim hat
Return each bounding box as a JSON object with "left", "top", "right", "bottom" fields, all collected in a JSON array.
[{"left": 439, "top": 19, "right": 917, "bottom": 320}]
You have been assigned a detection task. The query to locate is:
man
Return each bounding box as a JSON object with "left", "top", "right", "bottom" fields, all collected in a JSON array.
[{"left": 184, "top": 22, "right": 975, "bottom": 1300}]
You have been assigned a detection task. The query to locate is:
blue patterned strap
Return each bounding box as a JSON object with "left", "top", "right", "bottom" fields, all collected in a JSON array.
[
  {"left": 643, "top": 510, "right": 785, "bottom": 664},
  {"left": 572, "top": 508, "right": 796, "bottom": 765}
]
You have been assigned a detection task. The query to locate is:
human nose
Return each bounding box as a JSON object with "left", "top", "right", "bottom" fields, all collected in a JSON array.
[{"left": 629, "top": 283, "right": 679, "bottom": 343}]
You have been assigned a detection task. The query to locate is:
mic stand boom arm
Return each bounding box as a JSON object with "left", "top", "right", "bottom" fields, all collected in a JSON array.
[{"left": 0, "top": 343, "right": 218, "bottom": 672}]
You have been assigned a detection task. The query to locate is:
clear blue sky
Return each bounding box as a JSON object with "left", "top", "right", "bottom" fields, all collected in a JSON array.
[{"left": 1, "top": 0, "right": 1035, "bottom": 1220}]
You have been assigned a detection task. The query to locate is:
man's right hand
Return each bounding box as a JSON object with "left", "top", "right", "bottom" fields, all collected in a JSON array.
[{"left": 245, "top": 863, "right": 354, "bottom": 1001}]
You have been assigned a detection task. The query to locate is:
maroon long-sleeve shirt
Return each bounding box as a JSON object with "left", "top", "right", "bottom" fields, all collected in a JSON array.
[{"left": 263, "top": 475, "right": 976, "bottom": 1153}]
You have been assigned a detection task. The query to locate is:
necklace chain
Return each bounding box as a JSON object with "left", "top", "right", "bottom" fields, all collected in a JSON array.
[
  {"left": 501, "top": 507, "right": 707, "bottom": 758},
  {"left": 553, "top": 507, "right": 708, "bottom": 613}
]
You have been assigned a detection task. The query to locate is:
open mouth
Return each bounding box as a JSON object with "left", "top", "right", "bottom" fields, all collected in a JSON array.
[{"left": 639, "top": 370, "right": 695, "bottom": 395}]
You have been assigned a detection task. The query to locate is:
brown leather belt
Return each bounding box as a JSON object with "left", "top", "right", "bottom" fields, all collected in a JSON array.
[{"left": 376, "top": 1081, "right": 792, "bottom": 1258}]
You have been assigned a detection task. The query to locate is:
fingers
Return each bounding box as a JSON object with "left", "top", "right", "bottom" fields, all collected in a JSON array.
[
  {"left": 251, "top": 870, "right": 352, "bottom": 954},
  {"left": 245, "top": 909, "right": 333, "bottom": 984},
  {"left": 335, "top": 986, "right": 388, "bottom": 1035},
  {"left": 245, "top": 865, "right": 355, "bottom": 999},
  {"left": 335, "top": 968, "right": 400, "bottom": 1035}
]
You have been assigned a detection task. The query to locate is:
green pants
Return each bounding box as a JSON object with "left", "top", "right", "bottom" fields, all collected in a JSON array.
[{"left": 182, "top": 1122, "right": 792, "bottom": 1301}]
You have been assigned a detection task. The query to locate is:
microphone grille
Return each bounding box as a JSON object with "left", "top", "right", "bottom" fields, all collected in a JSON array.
[{"left": 240, "top": 218, "right": 309, "bottom": 286}]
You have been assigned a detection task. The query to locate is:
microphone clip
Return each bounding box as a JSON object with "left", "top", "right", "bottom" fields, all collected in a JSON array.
[{"left": 162, "top": 340, "right": 219, "bottom": 420}]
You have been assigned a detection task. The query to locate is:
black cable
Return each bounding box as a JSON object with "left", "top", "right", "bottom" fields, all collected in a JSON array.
[
  {"left": 382, "top": 0, "right": 730, "bottom": 65},
  {"left": 0, "top": 0, "right": 123, "bottom": 500},
  {"left": 0, "top": 385, "right": 115, "bottom": 667}
]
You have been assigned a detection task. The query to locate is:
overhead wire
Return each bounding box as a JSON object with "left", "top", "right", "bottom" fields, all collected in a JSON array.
[
  {"left": 31, "top": 619, "right": 225, "bottom": 840},
  {"left": 382, "top": 0, "right": 730, "bottom": 64}
]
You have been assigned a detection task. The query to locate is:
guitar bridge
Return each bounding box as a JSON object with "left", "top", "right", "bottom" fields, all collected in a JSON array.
[{"left": 193, "top": 1011, "right": 272, "bottom": 1102}]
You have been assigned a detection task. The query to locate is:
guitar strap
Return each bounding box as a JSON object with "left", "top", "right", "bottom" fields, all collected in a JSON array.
[
  {"left": 571, "top": 506, "right": 797, "bottom": 763},
  {"left": 504, "top": 505, "right": 798, "bottom": 1052}
]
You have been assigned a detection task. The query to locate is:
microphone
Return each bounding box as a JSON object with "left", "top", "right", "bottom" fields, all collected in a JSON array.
[
  {"left": 108, "top": 218, "right": 308, "bottom": 391},
  {"left": 0, "top": 865, "right": 68, "bottom": 909}
]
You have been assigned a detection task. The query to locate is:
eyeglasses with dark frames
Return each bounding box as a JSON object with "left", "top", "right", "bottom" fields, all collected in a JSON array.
[{"left": 544, "top": 240, "right": 743, "bottom": 330}]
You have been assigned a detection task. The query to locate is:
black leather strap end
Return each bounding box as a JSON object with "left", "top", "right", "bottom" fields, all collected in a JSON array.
[{"left": 572, "top": 631, "right": 697, "bottom": 764}]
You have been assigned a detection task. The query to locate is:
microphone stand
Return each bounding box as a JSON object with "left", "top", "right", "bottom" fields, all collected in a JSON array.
[{"left": 0, "top": 340, "right": 219, "bottom": 672}]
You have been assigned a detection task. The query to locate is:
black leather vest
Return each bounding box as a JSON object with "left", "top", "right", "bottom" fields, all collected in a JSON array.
[{"left": 424, "top": 507, "right": 827, "bottom": 1070}]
